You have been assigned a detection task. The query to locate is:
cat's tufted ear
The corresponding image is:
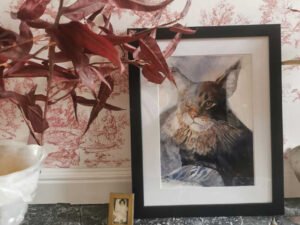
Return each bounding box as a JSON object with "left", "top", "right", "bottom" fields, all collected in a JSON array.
[
  {"left": 170, "top": 67, "right": 193, "bottom": 94},
  {"left": 216, "top": 60, "right": 241, "bottom": 98}
]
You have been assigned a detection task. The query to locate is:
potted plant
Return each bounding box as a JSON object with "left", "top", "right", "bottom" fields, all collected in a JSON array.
[{"left": 0, "top": 0, "right": 193, "bottom": 224}]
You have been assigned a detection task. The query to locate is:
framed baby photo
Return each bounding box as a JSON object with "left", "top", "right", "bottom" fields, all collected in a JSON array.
[
  {"left": 129, "top": 25, "right": 284, "bottom": 218},
  {"left": 108, "top": 193, "right": 134, "bottom": 225}
]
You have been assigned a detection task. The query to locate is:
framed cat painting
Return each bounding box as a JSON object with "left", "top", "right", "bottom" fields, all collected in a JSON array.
[{"left": 129, "top": 25, "right": 283, "bottom": 218}]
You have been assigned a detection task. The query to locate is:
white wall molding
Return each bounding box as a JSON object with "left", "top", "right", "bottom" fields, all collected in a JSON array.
[{"left": 33, "top": 168, "right": 132, "bottom": 204}]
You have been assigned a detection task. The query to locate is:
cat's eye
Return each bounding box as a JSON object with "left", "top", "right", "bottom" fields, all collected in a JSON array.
[{"left": 205, "top": 101, "right": 215, "bottom": 108}]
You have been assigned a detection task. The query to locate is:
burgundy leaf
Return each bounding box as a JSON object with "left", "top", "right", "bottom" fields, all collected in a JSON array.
[
  {"left": 98, "top": 75, "right": 114, "bottom": 100},
  {"left": 84, "top": 76, "right": 114, "bottom": 134},
  {"left": 94, "top": 65, "right": 118, "bottom": 77},
  {"left": 123, "top": 43, "right": 136, "bottom": 53},
  {"left": 102, "top": 15, "right": 113, "bottom": 32},
  {"left": 17, "top": 0, "right": 51, "bottom": 20},
  {"left": 106, "top": 0, "right": 174, "bottom": 12},
  {"left": 6, "top": 64, "right": 49, "bottom": 77},
  {"left": 0, "top": 67, "right": 4, "bottom": 91},
  {"left": 53, "top": 65, "right": 78, "bottom": 80},
  {"left": 52, "top": 51, "right": 71, "bottom": 63},
  {"left": 76, "top": 96, "right": 95, "bottom": 106},
  {"left": 87, "top": 8, "right": 104, "bottom": 22},
  {"left": 103, "top": 29, "right": 153, "bottom": 45},
  {"left": 0, "top": 90, "right": 21, "bottom": 100},
  {"left": 0, "top": 55, "right": 8, "bottom": 64},
  {"left": 0, "top": 26, "right": 17, "bottom": 45},
  {"left": 169, "top": 24, "right": 196, "bottom": 34},
  {"left": 76, "top": 60, "right": 104, "bottom": 93},
  {"left": 70, "top": 89, "right": 78, "bottom": 121},
  {"left": 4, "top": 56, "right": 31, "bottom": 76},
  {"left": 62, "top": 0, "right": 105, "bottom": 21},
  {"left": 0, "top": 88, "right": 49, "bottom": 133},
  {"left": 104, "top": 103, "right": 123, "bottom": 111},
  {"left": 47, "top": 25, "right": 84, "bottom": 66},
  {"left": 142, "top": 64, "right": 165, "bottom": 84},
  {"left": 0, "top": 26, "right": 20, "bottom": 59},
  {"left": 22, "top": 86, "right": 49, "bottom": 133},
  {"left": 49, "top": 22, "right": 123, "bottom": 71},
  {"left": 5, "top": 62, "right": 77, "bottom": 80},
  {"left": 289, "top": 8, "right": 300, "bottom": 13},
  {"left": 34, "top": 94, "right": 47, "bottom": 102},
  {"left": 76, "top": 96, "right": 122, "bottom": 111},
  {"left": 25, "top": 105, "right": 49, "bottom": 133},
  {"left": 19, "top": 22, "right": 33, "bottom": 54},
  {"left": 0, "top": 23, "right": 33, "bottom": 60},
  {"left": 163, "top": 32, "right": 181, "bottom": 58},
  {"left": 26, "top": 19, "right": 52, "bottom": 29},
  {"left": 138, "top": 36, "right": 174, "bottom": 84}
]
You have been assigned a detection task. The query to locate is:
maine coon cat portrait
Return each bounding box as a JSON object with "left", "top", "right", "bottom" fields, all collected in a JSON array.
[{"left": 160, "top": 55, "right": 254, "bottom": 187}]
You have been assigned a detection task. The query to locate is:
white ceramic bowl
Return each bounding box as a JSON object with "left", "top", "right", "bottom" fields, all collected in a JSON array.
[{"left": 0, "top": 142, "right": 45, "bottom": 225}]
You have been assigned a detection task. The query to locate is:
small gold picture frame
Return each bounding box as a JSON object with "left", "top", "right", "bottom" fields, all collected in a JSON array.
[{"left": 108, "top": 193, "right": 134, "bottom": 225}]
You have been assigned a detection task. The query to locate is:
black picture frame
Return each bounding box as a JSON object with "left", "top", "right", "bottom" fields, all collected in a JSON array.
[{"left": 129, "top": 25, "right": 283, "bottom": 218}]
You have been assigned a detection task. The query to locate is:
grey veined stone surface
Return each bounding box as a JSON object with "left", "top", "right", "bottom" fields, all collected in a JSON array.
[{"left": 21, "top": 199, "right": 300, "bottom": 225}]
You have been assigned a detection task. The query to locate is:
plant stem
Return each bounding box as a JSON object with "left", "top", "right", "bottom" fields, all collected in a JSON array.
[
  {"left": 41, "top": 0, "right": 64, "bottom": 145},
  {"left": 0, "top": 34, "right": 46, "bottom": 54}
]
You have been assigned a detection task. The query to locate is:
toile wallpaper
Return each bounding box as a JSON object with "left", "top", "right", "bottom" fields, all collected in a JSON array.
[{"left": 0, "top": 0, "right": 299, "bottom": 180}]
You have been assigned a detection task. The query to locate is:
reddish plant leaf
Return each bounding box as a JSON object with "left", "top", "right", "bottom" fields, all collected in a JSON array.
[
  {"left": 106, "top": 0, "right": 174, "bottom": 12},
  {"left": 0, "top": 88, "right": 49, "bottom": 133},
  {"left": 76, "top": 60, "right": 104, "bottom": 93},
  {"left": 142, "top": 64, "right": 165, "bottom": 84},
  {"left": 87, "top": 8, "right": 104, "bottom": 22},
  {"left": 4, "top": 55, "right": 32, "bottom": 76},
  {"left": 76, "top": 96, "right": 95, "bottom": 106},
  {"left": 0, "top": 26, "right": 17, "bottom": 45},
  {"left": 0, "top": 55, "right": 8, "bottom": 64},
  {"left": 0, "top": 23, "right": 33, "bottom": 60},
  {"left": 17, "top": 0, "right": 51, "bottom": 20},
  {"left": 289, "top": 8, "right": 300, "bottom": 13},
  {"left": 75, "top": 96, "right": 123, "bottom": 109},
  {"left": 70, "top": 89, "right": 79, "bottom": 122},
  {"left": 84, "top": 76, "right": 114, "bottom": 134},
  {"left": 103, "top": 15, "right": 113, "bottom": 32},
  {"left": 6, "top": 64, "right": 49, "bottom": 77},
  {"left": 103, "top": 103, "right": 123, "bottom": 111},
  {"left": 123, "top": 43, "right": 136, "bottom": 53},
  {"left": 22, "top": 86, "right": 49, "bottom": 133},
  {"left": 0, "top": 90, "right": 21, "bottom": 100},
  {"left": 19, "top": 22, "right": 33, "bottom": 54},
  {"left": 53, "top": 65, "right": 78, "bottom": 80},
  {"left": 26, "top": 19, "right": 52, "bottom": 29},
  {"left": 0, "top": 26, "right": 19, "bottom": 59},
  {"left": 52, "top": 51, "right": 71, "bottom": 63},
  {"left": 49, "top": 22, "right": 123, "bottom": 72},
  {"left": 163, "top": 32, "right": 181, "bottom": 58},
  {"left": 169, "top": 23, "right": 196, "bottom": 34},
  {"left": 62, "top": 0, "right": 105, "bottom": 21},
  {"left": 138, "top": 36, "right": 174, "bottom": 84},
  {"left": 0, "top": 67, "right": 4, "bottom": 91},
  {"left": 103, "top": 29, "right": 153, "bottom": 45}
]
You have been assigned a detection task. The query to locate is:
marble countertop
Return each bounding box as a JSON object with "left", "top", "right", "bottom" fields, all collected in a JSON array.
[{"left": 21, "top": 199, "right": 300, "bottom": 225}]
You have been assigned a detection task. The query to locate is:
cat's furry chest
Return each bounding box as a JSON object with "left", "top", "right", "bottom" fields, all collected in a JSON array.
[
  {"left": 162, "top": 111, "right": 217, "bottom": 156},
  {"left": 161, "top": 110, "right": 244, "bottom": 156}
]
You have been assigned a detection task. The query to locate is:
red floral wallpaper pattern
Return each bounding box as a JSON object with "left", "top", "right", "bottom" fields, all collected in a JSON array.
[{"left": 1, "top": 0, "right": 300, "bottom": 168}]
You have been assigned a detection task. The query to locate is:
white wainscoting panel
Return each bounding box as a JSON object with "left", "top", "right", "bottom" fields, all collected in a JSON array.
[{"left": 33, "top": 168, "right": 132, "bottom": 204}]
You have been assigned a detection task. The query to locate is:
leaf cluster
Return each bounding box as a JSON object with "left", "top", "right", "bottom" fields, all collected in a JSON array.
[{"left": 0, "top": 0, "right": 195, "bottom": 145}]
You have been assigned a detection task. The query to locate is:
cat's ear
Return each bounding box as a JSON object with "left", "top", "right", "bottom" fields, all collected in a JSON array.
[
  {"left": 171, "top": 67, "right": 193, "bottom": 94},
  {"left": 216, "top": 60, "right": 241, "bottom": 98}
]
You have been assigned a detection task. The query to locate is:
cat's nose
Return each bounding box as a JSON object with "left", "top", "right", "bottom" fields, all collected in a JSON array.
[{"left": 188, "top": 107, "right": 198, "bottom": 118}]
